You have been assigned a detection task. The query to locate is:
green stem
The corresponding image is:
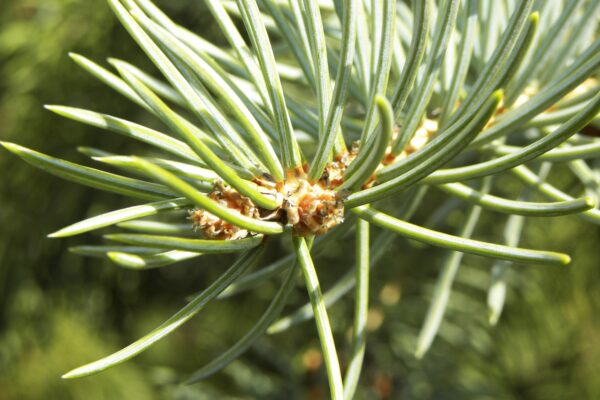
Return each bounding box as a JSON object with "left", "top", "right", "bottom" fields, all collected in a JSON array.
[
  {"left": 293, "top": 236, "right": 344, "bottom": 399},
  {"left": 343, "top": 219, "right": 370, "bottom": 399}
]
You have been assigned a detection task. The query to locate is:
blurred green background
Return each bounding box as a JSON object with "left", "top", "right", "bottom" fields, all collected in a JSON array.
[{"left": 0, "top": 1, "right": 599, "bottom": 399}]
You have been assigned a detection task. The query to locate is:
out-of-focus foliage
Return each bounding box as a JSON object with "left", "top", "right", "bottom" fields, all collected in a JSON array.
[
  {"left": 349, "top": 200, "right": 600, "bottom": 400},
  {"left": 0, "top": 2, "right": 268, "bottom": 398},
  {"left": 0, "top": 0, "right": 135, "bottom": 318},
  {"left": 0, "top": 1, "right": 599, "bottom": 399},
  {"left": 0, "top": 1, "right": 150, "bottom": 397}
]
